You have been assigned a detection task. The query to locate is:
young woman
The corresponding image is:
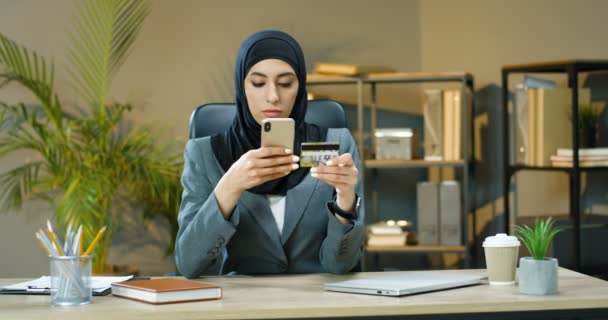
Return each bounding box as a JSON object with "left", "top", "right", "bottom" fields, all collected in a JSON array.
[{"left": 175, "top": 30, "right": 364, "bottom": 278}]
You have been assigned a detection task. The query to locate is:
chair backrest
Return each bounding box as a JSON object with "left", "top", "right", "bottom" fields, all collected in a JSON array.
[{"left": 189, "top": 99, "right": 347, "bottom": 139}]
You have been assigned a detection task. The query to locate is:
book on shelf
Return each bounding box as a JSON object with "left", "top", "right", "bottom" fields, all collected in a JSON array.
[
  {"left": 421, "top": 88, "right": 469, "bottom": 161},
  {"left": 367, "top": 222, "right": 407, "bottom": 235},
  {"left": 111, "top": 278, "right": 222, "bottom": 305},
  {"left": 439, "top": 181, "right": 462, "bottom": 246},
  {"left": 550, "top": 158, "right": 608, "bottom": 167},
  {"left": 312, "top": 63, "right": 395, "bottom": 76},
  {"left": 513, "top": 84, "right": 530, "bottom": 164},
  {"left": 423, "top": 89, "right": 443, "bottom": 160},
  {"left": 556, "top": 147, "right": 608, "bottom": 157},
  {"left": 367, "top": 233, "right": 408, "bottom": 246},
  {"left": 550, "top": 154, "right": 608, "bottom": 161},
  {"left": 417, "top": 182, "right": 439, "bottom": 245}
]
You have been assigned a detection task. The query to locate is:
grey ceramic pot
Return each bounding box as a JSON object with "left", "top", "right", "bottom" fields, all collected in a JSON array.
[{"left": 519, "top": 257, "right": 559, "bottom": 295}]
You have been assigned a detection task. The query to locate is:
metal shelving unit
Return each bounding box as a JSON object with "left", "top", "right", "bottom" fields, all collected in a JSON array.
[
  {"left": 308, "top": 72, "right": 476, "bottom": 269},
  {"left": 501, "top": 59, "right": 608, "bottom": 272}
]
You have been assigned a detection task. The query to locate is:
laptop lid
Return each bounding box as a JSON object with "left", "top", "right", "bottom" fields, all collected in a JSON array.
[{"left": 324, "top": 272, "right": 484, "bottom": 297}]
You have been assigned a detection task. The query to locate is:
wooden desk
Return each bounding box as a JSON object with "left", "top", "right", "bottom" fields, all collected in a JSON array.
[{"left": 2, "top": 268, "right": 608, "bottom": 319}]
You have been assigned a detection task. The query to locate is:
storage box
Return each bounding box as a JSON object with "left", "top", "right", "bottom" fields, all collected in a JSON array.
[{"left": 374, "top": 128, "right": 419, "bottom": 160}]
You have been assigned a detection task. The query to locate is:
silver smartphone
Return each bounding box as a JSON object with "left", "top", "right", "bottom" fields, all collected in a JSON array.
[{"left": 261, "top": 118, "right": 295, "bottom": 150}]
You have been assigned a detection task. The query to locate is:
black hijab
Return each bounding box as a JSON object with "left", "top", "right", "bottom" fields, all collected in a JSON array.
[{"left": 210, "top": 30, "right": 327, "bottom": 195}]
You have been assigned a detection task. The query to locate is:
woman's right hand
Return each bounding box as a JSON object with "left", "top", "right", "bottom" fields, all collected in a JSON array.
[{"left": 214, "top": 147, "right": 299, "bottom": 218}]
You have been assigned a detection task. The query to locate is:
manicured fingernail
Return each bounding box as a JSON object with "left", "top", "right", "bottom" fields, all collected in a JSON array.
[
  {"left": 291, "top": 164, "right": 299, "bottom": 170},
  {"left": 327, "top": 160, "right": 334, "bottom": 166},
  {"left": 310, "top": 167, "right": 318, "bottom": 173},
  {"left": 284, "top": 171, "right": 290, "bottom": 175},
  {"left": 285, "top": 148, "right": 292, "bottom": 154},
  {"left": 338, "top": 163, "right": 345, "bottom": 167},
  {"left": 311, "top": 172, "right": 318, "bottom": 178},
  {"left": 292, "top": 156, "right": 300, "bottom": 162}
]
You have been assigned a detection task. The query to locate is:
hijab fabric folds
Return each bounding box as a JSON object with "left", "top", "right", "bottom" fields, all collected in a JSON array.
[{"left": 210, "top": 30, "right": 326, "bottom": 195}]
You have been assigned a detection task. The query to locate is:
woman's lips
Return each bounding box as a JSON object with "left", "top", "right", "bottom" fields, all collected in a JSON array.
[{"left": 262, "top": 110, "right": 283, "bottom": 117}]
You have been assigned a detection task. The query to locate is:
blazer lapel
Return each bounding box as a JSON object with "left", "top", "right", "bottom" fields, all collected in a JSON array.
[
  {"left": 239, "top": 191, "right": 282, "bottom": 245},
  {"left": 281, "top": 175, "right": 319, "bottom": 245}
]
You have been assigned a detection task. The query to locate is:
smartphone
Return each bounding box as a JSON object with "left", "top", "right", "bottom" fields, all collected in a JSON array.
[{"left": 261, "top": 118, "right": 295, "bottom": 150}]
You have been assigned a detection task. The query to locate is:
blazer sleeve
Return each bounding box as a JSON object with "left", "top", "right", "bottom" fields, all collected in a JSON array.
[
  {"left": 174, "top": 139, "right": 242, "bottom": 278},
  {"left": 319, "top": 129, "right": 365, "bottom": 274}
]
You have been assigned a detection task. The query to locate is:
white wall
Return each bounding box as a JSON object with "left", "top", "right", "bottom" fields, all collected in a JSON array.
[{"left": 0, "top": 0, "right": 420, "bottom": 276}]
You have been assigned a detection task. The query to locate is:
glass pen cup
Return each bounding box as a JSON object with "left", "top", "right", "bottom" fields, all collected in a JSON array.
[{"left": 49, "top": 255, "right": 92, "bottom": 305}]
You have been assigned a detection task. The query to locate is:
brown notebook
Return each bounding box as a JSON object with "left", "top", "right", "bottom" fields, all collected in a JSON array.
[{"left": 111, "top": 278, "right": 222, "bottom": 305}]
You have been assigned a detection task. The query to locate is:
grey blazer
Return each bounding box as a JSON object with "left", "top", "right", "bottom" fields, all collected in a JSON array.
[{"left": 175, "top": 128, "right": 365, "bottom": 278}]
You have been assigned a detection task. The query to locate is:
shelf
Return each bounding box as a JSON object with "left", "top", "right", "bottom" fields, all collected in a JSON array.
[
  {"left": 509, "top": 164, "right": 608, "bottom": 175},
  {"left": 502, "top": 59, "right": 608, "bottom": 73},
  {"left": 306, "top": 74, "right": 360, "bottom": 85},
  {"left": 307, "top": 71, "right": 475, "bottom": 269},
  {"left": 502, "top": 59, "right": 608, "bottom": 273},
  {"left": 366, "top": 245, "right": 466, "bottom": 253},
  {"left": 365, "top": 71, "right": 473, "bottom": 84},
  {"left": 365, "top": 159, "right": 465, "bottom": 169}
]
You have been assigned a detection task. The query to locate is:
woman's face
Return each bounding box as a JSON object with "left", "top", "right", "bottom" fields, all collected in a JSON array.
[{"left": 244, "top": 59, "right": 299, "bottom": 124}]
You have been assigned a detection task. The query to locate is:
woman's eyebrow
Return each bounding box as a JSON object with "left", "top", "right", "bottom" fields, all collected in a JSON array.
[{"left": 249, "top": 71, "right": 296, "bottom": 78}]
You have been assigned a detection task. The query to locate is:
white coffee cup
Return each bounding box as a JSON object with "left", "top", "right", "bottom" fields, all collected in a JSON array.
[{"left": 483, "top": 233, "right": 520, "bottom": 285}]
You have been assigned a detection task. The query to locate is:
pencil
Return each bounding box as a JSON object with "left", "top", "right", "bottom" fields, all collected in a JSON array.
[
  {"left": 35, "top": 232, "right": 52, "bottom": 256},
  {"left": 83, "top": 226, "right": 106, "bottom": 256},
  {"left": 79, "top": 228, "right": 84, "bottom": 256},
  {"left": 46, "top": 231, "right": 66, "bottom": 256},
  {"left": 46, "top": 220, "right": 66, "bottom": 257}
]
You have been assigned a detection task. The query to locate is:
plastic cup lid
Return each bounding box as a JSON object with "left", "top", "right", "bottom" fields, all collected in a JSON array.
[{"left": 482, "top": 233, "right": 520, "bottom": 247}]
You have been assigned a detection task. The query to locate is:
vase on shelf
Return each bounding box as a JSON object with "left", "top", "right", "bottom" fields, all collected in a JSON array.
[{"left": 579, "top": 125, "right": 598, "bottom": 149}]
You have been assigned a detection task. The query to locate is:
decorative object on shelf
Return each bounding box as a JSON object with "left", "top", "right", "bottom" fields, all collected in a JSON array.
[
  {"left": 576, "top": 102, "right": 605, "bottom": 148},
  {"left": 374, "top": 128, "right": 419, "bottom": 160},
  {"left": 366, "top": 220, "right": 411, "bottom": 246},
  {"left": 312, "top": 63, "right": 395, "bottom": 76},
  {"left": 0, "top": 0, "right": 183, "bottom": 273},
  {"left": 515, "top": 217, "right": 563, "bottom": 295}
]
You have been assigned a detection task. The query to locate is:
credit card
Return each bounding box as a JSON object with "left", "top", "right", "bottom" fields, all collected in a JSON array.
[{"left": 300, "top": 142, "right": 340, "bottom": 167}]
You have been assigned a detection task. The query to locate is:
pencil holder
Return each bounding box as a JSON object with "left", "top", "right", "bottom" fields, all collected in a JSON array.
[{"left": 49, "top": 255, "right": 92, "bottom": 305}]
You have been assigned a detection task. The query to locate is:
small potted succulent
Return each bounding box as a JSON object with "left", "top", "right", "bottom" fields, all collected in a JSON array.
[{"left": 515, "top": 217, "right": 563, "bottom": 295}]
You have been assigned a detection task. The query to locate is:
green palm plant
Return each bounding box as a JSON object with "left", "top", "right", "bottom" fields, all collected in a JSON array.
[
  {"left": 0, "top": 0, "right": 183, "bottom": 273},
  {"left": 515, "top": 217, "right": 563, "bottom": 260}
]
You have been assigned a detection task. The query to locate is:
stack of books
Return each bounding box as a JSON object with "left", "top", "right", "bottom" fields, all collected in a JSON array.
[
  {"left": 366, "top": 220, "right": 409, "bottom": 246},
  {"left": 312, "top": 63, "right": 395, "bottom": 77},
  {"left": 550, "top": 148, "right": 608, "bottom": 167}
]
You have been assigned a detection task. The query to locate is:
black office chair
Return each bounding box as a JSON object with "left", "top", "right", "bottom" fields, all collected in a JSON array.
[
  {"left": 188, "top": 99, "right": 347, "bottom": 139},
  {"left": 187, "top": 99, "right": 362, "bottom": 273}
]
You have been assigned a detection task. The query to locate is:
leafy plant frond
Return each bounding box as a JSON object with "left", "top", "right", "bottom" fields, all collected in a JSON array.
[
  {"left": 0, "top": 34, "right": 63, "bottom": 132},
  {"left": 515, "top": 217, "right": 563, "bottom": 260},
  {"left": 67, "top": 0, "right": 150, "bottom": 116},
  {"left": 0, "top": 161, "right": 44, "bottom": 212}
]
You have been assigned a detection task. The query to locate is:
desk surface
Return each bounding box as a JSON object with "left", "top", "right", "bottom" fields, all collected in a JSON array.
[{"left": 2, "top": 268, "right": 608, "bottom": 320}]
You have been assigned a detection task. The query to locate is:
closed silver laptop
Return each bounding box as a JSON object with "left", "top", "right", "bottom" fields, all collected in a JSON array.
[{"left": 324, "top": 272, "right": 484, "bottom": 297}]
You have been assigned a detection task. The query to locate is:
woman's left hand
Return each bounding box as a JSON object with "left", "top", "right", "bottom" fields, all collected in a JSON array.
[{"left": 310, "top": 153, "right": 358, "bottom": 213}]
